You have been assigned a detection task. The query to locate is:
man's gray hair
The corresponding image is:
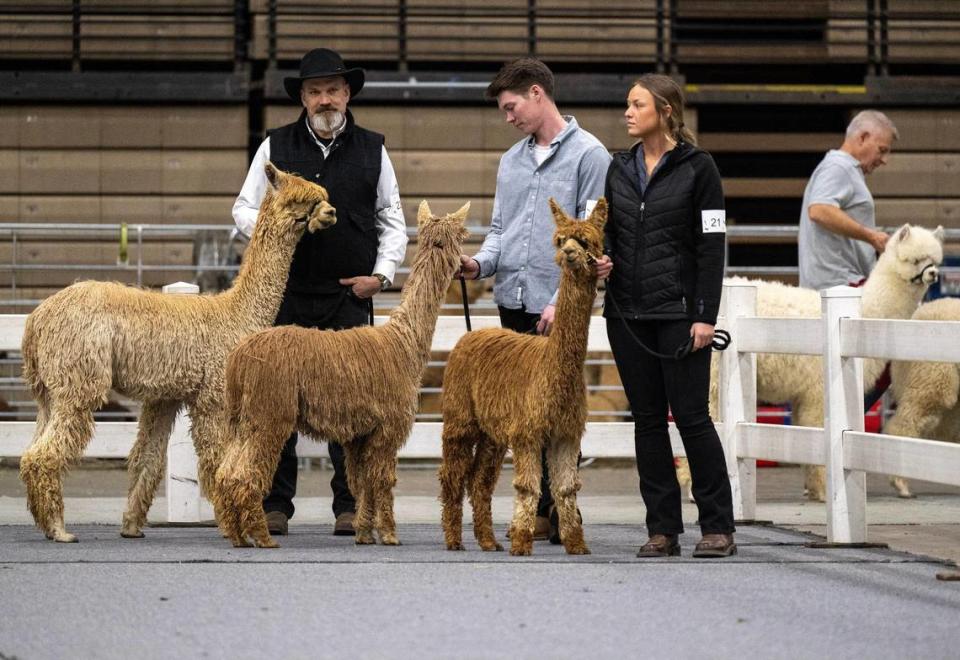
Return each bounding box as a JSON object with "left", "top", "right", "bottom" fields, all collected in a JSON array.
[{"left": 846, "top": 110, "right": 899, "bottom": 141}]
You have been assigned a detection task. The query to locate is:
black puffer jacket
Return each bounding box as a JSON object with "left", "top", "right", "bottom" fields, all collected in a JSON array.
[{"left": 603, "top": 141, "right": 726, "bottom": 325}]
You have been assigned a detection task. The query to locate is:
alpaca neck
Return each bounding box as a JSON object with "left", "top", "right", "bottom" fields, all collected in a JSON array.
[
  {"left": 861, "top": 257, "right": 926, "bottom": 321},
  {"left": 384, "top": 250, "right": 454, "bottom": 373},
  {"left": 545, "top": 267, "right": 596, "bottom": 383},
  {"left": 226, "top": 205, "right": 299, "bottom": 329},
  {"left": 860, "top": 253, "right": 926, "bottom": 389}
]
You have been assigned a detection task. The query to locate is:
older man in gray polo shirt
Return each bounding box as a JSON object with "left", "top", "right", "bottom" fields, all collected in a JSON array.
[
  {"left": 798, "top": 110, "right": 897, "bottom": 290},
  {"left": 459, "top": 58, "right": 610, "bottom": 541}
]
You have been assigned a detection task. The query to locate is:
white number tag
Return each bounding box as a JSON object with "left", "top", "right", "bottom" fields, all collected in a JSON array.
[
  {"left": 584, "top": 199, "right": 598, "bottom": 217},
  {"left": 701, "top": 210, "right": 726, "bottom": 234}
]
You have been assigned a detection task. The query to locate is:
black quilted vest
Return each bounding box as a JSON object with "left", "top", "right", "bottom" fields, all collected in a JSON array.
[{"left": 269, "top": 110, "right": 384, "bottom": 294}]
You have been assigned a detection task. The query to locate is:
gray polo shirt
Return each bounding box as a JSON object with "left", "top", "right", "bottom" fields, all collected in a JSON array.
[
  {"left": 473, "top": 116, "right": 611, "bottom": 313},
  {"left": 798, "top": 149, "right": 877, "bottom": 290}
]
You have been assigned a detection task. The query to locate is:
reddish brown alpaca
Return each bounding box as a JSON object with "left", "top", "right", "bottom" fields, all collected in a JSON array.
[
  {"left": 213, "top": 201, "right": 469, "bottom": 548},
  {"left": 439, "top": 198, "right": 606, "bottom": 556}
]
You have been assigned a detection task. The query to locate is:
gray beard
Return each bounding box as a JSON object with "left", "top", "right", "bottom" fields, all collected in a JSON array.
[{"left": 310, "top": 111, "right": 346, "bottom": 135}]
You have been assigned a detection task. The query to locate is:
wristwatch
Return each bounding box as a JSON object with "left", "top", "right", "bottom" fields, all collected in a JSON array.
[{"left": 373, "top": 273, "right": 390, "bottom": 291}]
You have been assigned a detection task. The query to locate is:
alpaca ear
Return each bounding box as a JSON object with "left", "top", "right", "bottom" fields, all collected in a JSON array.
[
  {"left": 264, "top": 161, "right": 282, "bottom": 190},
  {"left": 934, "top": 225, "right": 946, "bottom": 243},
  {"left": 452, "top": 201, "right": 471, "bottom": 221},
  {"left": 417, "top": 199, "right": 432, "bottom": 227},
  {"left": 588, "top": 197, "right": 608, "bottom": 230},
  {"left": 548, "top": 197, "right": 567, "bottom": 226},
  {"left": 895, "top": 224, "right": 911, "bottom": 244}
]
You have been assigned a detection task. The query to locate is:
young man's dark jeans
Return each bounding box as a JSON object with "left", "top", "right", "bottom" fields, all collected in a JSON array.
[{"left": 262, "top": 289, "right": 369, "bottom": 520}]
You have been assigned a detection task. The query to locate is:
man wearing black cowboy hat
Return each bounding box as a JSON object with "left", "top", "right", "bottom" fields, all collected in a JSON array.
[{"left": 233, "top": 48, "right": 408, "bottom": 537}]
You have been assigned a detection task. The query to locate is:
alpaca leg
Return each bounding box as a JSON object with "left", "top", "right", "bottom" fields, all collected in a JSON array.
[
  {"left": 343, "top": 441, "right": 375, "bottom": 545},
  {"left": 508, "top": 442, "right": 542, "bottom": 556},
  {"left": 217, "top": 418, "right": 293, "bottom": 548},
  {"left": 213, "top": 442, "right": 250, "bottom": 548},
  {"left": 468, "top": 437, "right": 506, "bottom": 552},
  {"left": 546, "top": 440, "right": 590, "bottom": 555},
  {"left": 20, "top": 402, "right": 96, "bottom": 543},
  {"left": 439, "top": 420, "right": 478, "bottom": 551},
  {"left": 676, "top": 457, "right": 694, "bottom": 503},
  {"left": 188, "top": 402, "right": 228, "bottom": 502},
  {"left": 884, "top": 395, "right": 951, "bottom": 499},
  {"left": 793, "top": 399, "right": 827, "bottom": 502},
  {"left": 368, "top": 429, "right": 402, "bottom": 546},
  {"left": 121, "top": 400, "right": 179, "bottom": 538}
]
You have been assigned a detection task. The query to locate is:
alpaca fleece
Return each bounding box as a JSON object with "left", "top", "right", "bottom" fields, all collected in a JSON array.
[
  {"left": 214, "top": 200, "right": 469, "bottom": 548},
  {"left": 439, "top": 197, "right": 607, "bottom": 557},
  {"left": 885, "top": 297, "right": 960, "bottom": 498},
  {"left": 19, "top": 163, "right": 335, "bottom": 543}
]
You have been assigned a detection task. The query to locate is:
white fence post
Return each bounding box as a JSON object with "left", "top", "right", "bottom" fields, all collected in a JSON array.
[
  {"left": 718, "top": 283, "right": 758, "bottom": 521},
  {"left": 821, "top": 286, "right": 866, "bottom": 543},
  {"left": 162, "top": 282, "right": 212, "bottom": 524}
]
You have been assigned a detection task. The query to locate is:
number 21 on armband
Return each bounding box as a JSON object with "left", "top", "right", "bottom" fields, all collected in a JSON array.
[{"left": 701, "top": 210, "right": 726, "bottom": 234}]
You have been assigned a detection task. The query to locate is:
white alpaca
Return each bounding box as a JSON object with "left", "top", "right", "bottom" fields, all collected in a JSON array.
[
  {"left": 884, "top": 297, "right": 960, "bottom": 498},
  {"left": 678, "top": 224, "right": 945, "bottom": 502}
]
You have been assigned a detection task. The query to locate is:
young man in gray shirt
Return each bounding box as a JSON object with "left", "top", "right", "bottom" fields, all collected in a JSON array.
[
  {"left": 798, "top": 110, "right": 897, "bottom": 290},
  {"left": 459, "top": 58, "right": 611, "bottom": 541}
]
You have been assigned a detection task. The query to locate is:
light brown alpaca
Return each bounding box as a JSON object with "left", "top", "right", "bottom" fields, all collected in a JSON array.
[
  {"left": 439, "top": 197, "right": 606, "bottom": 557},
  {"left": 214, "top": 200, "right": 470, "bottom": 548},
  {"left": 18, "top": 163, "right": 336, "bottom": 543}
]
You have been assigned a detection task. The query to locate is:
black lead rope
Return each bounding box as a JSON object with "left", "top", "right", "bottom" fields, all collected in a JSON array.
[
  {"left": 459, "top": 276, "right": 472, "bottom": 331},
  {"left": 604, "top": 280, "right": 731, "bottom": 360}
]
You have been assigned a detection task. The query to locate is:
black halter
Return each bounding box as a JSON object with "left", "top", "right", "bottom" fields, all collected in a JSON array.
[{"left": 910, "top": 262, "right": 938, "bottom": 285}]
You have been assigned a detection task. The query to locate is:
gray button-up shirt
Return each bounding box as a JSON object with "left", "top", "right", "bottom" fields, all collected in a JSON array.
[{"left": 474, "top": 116, "right": 611, "bottom": 313}]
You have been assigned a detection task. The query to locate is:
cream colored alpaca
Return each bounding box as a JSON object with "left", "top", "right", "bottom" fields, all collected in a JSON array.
[
  {"left": 679, "top": 224, "right": 945, "bottom": 502},
  {"left": 19, "top": 163, "right": 335, "bottom": 543},
  {"left": 439, "top": 198, "right": 606, "bottom": 557},
  {"left": 885, "top": 297, "right": 960, "bottom": 498},
  {"left": 214, "top": 201, "right": 469, "bottom": 548}
]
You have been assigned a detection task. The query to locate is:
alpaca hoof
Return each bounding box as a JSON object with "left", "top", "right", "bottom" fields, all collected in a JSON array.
[
  {"left": 355, "top": 532, "right": 376, "bottom": 545},
  {"left": 565, "top": 544, "right": 592, "bottom": 555},
  {"left": 254, "top": 537, "right": 280, "bottom": 549},
  {"left": 446, "top": 542, "right": 466, "bottom": 551},
  {"left": 897, "top": 491, "right": 917, "bottom": 499},
  {"left": 120, "top": 527, "right": 144, "bottom": 539},
  {"left": 479, "top": 541, "right": 503, "bottom": 552},
  {"left": 230, "top": 537, "right": 253, "bottom": 548},
  {"left": 53, "top": 531, "right": 78, "bottom": 543},
  {"left": 379, "top": 533, "right": 401, "bottom": 546},
  {"left": 509, "top": 545, "right": 532, "bottom": 557}
]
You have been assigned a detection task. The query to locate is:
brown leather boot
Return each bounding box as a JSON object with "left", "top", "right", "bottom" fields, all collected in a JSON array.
[
  {"left": 636, "top": 534, "right": 680, "bottom": 558},
  {"left": 333, "top": 512, "right": 356, "bottom": 536},
  {"left": 265, "top": 511, "right": 288, "bottom": 536},
  {"left": 692, "top": 533, "right": 737, "bottom": 558}
]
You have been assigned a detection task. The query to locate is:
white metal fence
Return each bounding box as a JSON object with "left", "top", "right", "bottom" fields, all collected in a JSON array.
[{"left": 1, "top": 282, "right": 959, "bottom": 543}]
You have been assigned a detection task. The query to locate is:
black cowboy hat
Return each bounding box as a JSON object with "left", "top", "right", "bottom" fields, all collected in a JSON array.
[{"left": 283, "top": 48, "right": 365, "bottom": 101}]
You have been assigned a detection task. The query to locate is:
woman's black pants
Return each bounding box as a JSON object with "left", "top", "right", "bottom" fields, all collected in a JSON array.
[{"left": 607, "top": 317, "right": 735, "bottom": 536}]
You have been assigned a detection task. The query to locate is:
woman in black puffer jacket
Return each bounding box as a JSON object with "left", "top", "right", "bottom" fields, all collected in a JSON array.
[{"left": 595, "top": 74, "right": 736, "bottom": 558}]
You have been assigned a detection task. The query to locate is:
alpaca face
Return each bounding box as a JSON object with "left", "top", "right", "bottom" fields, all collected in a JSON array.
[
  {"left": 548, "top": 197, "right": 607, "bottom": 275},
  {"left": 264, "top": 161, "right": 337, "bottom": 235},
  {"left": 416, "top": 200, "right": 471, "bottom": 269},
  {"left": 885, "top": 223, "right": 945, "bottom": 286}
]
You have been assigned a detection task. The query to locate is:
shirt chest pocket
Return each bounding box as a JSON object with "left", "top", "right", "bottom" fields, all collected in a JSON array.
[{"left": 539, "top": 177, "right": 577, "bottom": 214}]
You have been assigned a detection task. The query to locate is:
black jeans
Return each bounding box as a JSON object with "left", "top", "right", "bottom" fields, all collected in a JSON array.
[
  {"left": 498, "top": 305, "right": 578, "bottom": 518},
  {"left": 607, "top": 317, "right": 735, "bottom": 536},
  {"left": 262, "top": 289, "right": 370, "bottom": 519}
]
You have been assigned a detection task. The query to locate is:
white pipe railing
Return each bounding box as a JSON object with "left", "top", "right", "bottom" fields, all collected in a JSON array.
[{"left": 2, "top": 283, "right": 960, "bottom": 540}]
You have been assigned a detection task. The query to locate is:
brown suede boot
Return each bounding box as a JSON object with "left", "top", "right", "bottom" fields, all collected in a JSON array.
[
  {"left": 692, "top": 533, "right": 737, "bottom": 558},
  {"left": 636, "top": 534, "right": 680, "bottom": 558}
]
